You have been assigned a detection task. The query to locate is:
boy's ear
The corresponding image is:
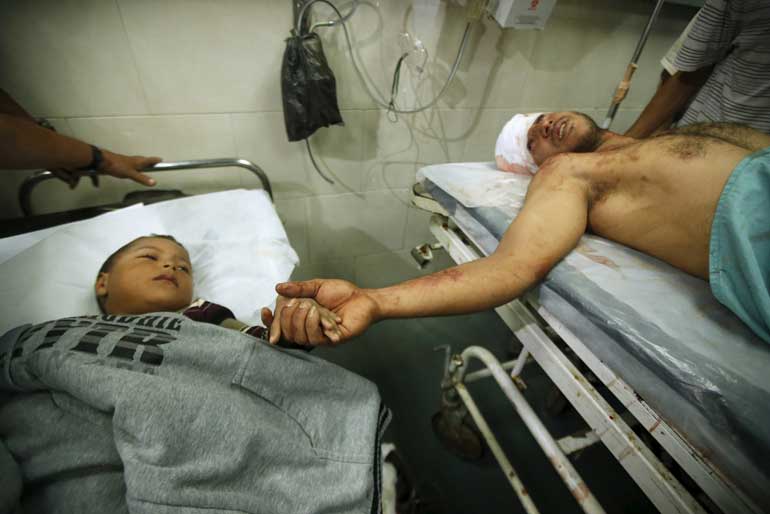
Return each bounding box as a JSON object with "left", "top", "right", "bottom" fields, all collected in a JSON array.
[{"left": 95, "top": 272, "right": 109, "bottom": 299}]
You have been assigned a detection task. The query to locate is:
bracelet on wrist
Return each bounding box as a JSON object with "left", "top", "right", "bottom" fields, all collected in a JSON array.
[{"left": 76, "top": 145, "right": 103, "bottom": 172}]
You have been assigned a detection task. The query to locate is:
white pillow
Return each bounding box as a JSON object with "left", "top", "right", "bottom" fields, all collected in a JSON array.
[{"left": 0, "top": 190, "right": 298, "bottom": 335}]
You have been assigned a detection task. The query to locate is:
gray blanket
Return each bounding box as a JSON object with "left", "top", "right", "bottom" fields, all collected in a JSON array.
[{"left": 0, "top": 313, "right": 389, "bottom": 514}]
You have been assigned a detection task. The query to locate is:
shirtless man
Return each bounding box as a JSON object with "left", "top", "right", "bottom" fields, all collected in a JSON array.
[{"left": 262, "top": 112, "right": 770, "bottom": 345}]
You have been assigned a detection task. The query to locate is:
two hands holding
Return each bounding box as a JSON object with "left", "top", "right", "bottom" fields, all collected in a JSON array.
[{"left": 260, "top": 279, "right": 378, "bottom": 347}]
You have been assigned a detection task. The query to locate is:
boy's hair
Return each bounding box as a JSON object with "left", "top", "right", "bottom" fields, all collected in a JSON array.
[{"left": 96, "top": 234, "right": 187, "bottom": 313}]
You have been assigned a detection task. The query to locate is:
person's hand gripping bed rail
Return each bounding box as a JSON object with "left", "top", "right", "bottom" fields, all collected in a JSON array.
[{"left": 0, "top": 88, "right": 161, "bottom": 188}]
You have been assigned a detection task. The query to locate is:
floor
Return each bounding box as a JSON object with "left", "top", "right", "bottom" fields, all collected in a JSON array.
[{"left": 293, "top": 249, "right": 657, "bottom": 514}]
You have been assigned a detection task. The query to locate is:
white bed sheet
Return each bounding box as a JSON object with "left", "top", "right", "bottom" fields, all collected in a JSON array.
[{"left": 0, "top": 190, "right": 298, "bottom": 334}]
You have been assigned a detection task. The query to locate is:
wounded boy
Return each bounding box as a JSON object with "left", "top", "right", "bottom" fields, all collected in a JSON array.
[
  {"left": 93, "top": 234, "right": 342, "bottom": 344},
  {"left": 0, "top": 235, "right": 388, "bottom": 514}
]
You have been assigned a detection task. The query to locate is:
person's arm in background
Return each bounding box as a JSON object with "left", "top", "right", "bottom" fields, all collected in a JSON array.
[
  {"left": 626, "top": 0, "right": 733, "bottom": 139},
  {"left": 624, "top": 67, "right": 711, "bottom": 138},
  {"left": 0, "top": 88, "right": 161, "bottom": 186},
  {"left": 265, "top": 155, "right": 590, "bottom": 345}
]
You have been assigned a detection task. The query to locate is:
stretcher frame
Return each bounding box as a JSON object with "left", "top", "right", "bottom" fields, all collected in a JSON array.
[
  {"left": 424, "top": 212, "right": 761, "bottom": 514},
  {"left": 1, "top": 158, "right": 273, "bottom": 239}
]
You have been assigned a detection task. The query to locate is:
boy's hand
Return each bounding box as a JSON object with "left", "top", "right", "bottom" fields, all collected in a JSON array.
[
  {"left": 261, "top": 296, "right": 342, "bottom": 345},
  {"left": 264, "top": 279, "right": 379, "bottom": 346}
]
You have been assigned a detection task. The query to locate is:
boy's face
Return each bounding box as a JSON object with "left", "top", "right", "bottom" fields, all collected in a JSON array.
[{"left": 95, "top": 237, "right": 193, "bottom": 315}]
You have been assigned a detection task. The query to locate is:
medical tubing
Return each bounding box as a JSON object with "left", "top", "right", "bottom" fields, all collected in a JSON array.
[
  {"left": 309, "top": 0, "right": 358, "bottom": 32},
  {"left": 388, "top": 53, "right": 409, "bottom": 116},
  {"left": 305, "top": 138, "right": 335, "bottom": 184},
  {"left": 296, "top": 0, "right": 473, "bottom": 114}
]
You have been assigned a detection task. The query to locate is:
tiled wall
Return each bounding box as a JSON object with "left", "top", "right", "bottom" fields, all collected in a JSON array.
[{"left": 0, "top": 0, "right": 695, "bottom": 277}]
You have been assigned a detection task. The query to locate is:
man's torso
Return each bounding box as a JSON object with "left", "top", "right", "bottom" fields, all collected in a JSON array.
[{"left": 572, "top": 134, "right": 751, "bottom": 278}]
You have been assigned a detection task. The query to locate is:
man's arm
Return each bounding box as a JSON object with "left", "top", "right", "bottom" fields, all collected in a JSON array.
[
  {"left": 625, "top": 68, "right": 711, "bottom": 139},
  {"left": 270, "top": 162, "right": 590, "bottom": 344},
  {"left": 370, "top": 170, "right": 589, "bottom": 318}
]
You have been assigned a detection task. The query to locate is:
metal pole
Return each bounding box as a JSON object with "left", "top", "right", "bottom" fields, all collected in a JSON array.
[
  {"left": 19, "top": 158, "right": 273, "bottom": 216},
  {"left": 455, "top": 383, "right": 542, "bottom": 514},
  {"left": 601, "top": 0, "right": 666, "bottom": 129},
  {"left": 456, "top": 346, "right": 607, "bottom": 514}
]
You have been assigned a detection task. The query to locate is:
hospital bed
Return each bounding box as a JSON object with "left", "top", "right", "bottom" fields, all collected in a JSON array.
[
  {"left": 0, "top": 159, "right": 399, "bottom": 513},
  {"left": 412, "top": 162, "right": 770, "bottom": 514},
  {"left": 0, "top": 158, "right": 295, "bottom": 335}
]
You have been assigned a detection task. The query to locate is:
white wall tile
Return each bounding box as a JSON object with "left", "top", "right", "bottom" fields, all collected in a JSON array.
[
  {"left": 118, "top": 0, "right": 291, "bottom": 114},
  {"left": 483, "top": 21, "right": 539, "bottom": 110},
  {"left": 521, "top": 14, "right": 619, "bottom": 110},
  {"left": 361, "top": 108, "right": 473, "bottom": 192},
  {"left": 459, "top": 109, "right": 511, "bottom": 162},
  {"left": 307, "top": 190, "right": 409, "bottom": 260},
  {"left": 65, "top": 114, "right": 241, "bottom": 207},
  {"left": 46, "top": 119, "right": 75, "bottom": 138},
  {"left": 0, "top": 0, "right": 148, "bottom": 117},
  {"left": 231, "top": 111, "right": 311, "bottom": 196},
  {"left": 307, "top": 110, "right": 369, "bottom": 193},
  {"left": 232, "top": 110, "right": 366, "bottom": 198},
  {"left": 607, "top": 109, "right": 643, "bottom": 135}
]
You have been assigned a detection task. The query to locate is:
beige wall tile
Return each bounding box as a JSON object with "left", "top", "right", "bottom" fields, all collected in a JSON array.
[
  {"left": 0, "top": 0, "right": 148, "bottom": 117},
  {"left": 362, "top": 108, "right": 476, "bottom": 192},
  {"left": 307, "top": 190, "right": 409, "bottom": 260},
  {"left": 232, "top": 110, "right": 366, "bottom": 198},
  {"left": 65, "top": 114, "right": 241, "bottom": 208},
  {"left": 118, "top": 0, "right": 290, "bottom": 114}
]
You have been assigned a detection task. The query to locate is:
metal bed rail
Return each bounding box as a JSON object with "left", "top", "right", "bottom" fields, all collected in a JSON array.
[
  {"left": 18, "top": 158, "right": 273, "bottom": 217},
  {"left": 426, "top": 214, "right": 756, "bottom": 514}
]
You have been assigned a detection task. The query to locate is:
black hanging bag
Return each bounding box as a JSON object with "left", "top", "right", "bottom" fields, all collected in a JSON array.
[{"left": 281, "top": 32, "right": 344, "bottom": 142}]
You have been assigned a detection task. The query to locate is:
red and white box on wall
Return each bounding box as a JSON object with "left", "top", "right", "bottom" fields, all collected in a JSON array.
[{"left": 491, "top": 0, "right": 557, "bottom": 29}]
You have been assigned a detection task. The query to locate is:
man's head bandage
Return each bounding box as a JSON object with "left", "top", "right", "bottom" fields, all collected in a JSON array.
[{"left": 495, "top": 113, "right": 542, "bottom": 175}]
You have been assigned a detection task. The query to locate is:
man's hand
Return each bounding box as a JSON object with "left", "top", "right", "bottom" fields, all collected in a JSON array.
[
  {"left": 100, "top": 150, "right": 161, "bottom": 186},
  {"left": 261, "top": 279, "right": 380, "bottom": 346},
  {"left": 260, "top": 295, "right": 343, "bottom": 345}
]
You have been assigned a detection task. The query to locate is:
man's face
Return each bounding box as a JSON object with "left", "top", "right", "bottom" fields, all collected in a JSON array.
[
  {"left": 526, "top": 111, "right": 601, "bottom": 165},
  {"left": 95, "top": 237, "right": 193, "bottom": 315}
]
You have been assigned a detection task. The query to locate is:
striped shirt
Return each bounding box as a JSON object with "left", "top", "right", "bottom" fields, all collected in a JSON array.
[{"left": 667, "top": 0, "right": 770, "bottom": 133}]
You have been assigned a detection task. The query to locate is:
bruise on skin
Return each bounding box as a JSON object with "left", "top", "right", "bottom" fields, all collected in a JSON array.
[
  {"left": 421, "top": 267, "right": 464, "bottom": 285},
  {"left": 664, "top": 135, "right": 707, "bottom": 160},
  {"left": 576, "top": 244, "right": 620, "bottom": 271}
]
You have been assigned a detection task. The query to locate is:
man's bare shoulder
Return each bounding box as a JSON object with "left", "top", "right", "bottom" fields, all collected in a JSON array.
[{"left": 527, "top": 153, "right": 593, "bottom": 198}]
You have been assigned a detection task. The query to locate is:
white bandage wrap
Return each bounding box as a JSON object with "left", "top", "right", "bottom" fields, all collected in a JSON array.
[{"left": 494, "top": 112, "right": 542, "bottom": 175}]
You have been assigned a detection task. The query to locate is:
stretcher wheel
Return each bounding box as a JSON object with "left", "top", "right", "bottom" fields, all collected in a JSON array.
[{"left": 431, "top": 409, "right": 484, "bottom": 461}]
